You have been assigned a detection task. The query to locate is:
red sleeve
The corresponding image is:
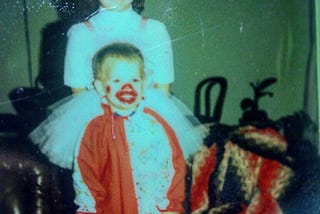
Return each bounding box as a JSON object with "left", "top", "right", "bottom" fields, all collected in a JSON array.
[
  {"left": 144, "top": 108, "right": 186, "bottom": 213},
  {"left": 77, "top": 117, "right": 109, "bottom": 212},
  {"left": 163, "top": 128, "right": 187, "bottom": 213},
  {"left": 76, "top": 212, "right": 96, "bottom": 214}
]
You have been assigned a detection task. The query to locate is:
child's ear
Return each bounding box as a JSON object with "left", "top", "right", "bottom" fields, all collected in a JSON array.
[{"left": 93, "top": 80, "right": 106, "bottom": 97}]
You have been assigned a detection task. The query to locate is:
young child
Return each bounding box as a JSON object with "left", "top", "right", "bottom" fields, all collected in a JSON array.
[
  {"left": 72, "top": 42, "right": 186, "bottom": 214},
  {"left": 30, "top": 0, "right": 205, "bottom": 169}
]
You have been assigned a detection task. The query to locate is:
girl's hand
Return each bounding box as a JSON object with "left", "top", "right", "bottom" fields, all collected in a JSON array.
[
  {"left": 154, "top": 83, "right": 171, "bottom": 95},
  {"left": 71, "top": 87, "right": 86, "bottom": 94}
]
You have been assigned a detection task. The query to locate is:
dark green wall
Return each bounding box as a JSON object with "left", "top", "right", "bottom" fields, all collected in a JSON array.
[
  {"left": 0, "top": 0, "right": 57, "bottom": 113},
  {"left": 0, "top": 0, "right": 312, "bottom": 125},
  {"left": 144, "top": 0, "right": 310, "bottom": 124}
]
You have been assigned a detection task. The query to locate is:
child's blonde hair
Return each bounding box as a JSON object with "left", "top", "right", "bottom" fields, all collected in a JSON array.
[{"left": 92, "top": 42, "right": 145, "bottom": 82}]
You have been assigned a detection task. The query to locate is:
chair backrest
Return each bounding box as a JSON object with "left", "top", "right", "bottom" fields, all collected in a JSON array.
[
  {"left": 194, "top": 77, "right": 227, "bottom": 124},
  {"left": 9, "top": 87, "right": 49, "bottom": 132}
]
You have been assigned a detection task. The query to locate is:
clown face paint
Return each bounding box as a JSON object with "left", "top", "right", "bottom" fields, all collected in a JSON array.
[
  {"left": 104, "top": 60, "right": 144, "bottom": 116},
  {"left": 115, "top": 83, "right": 138, "bottom": 104}
]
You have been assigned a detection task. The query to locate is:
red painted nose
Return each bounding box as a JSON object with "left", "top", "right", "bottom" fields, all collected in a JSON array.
[{"left": 121, "top": 83, "right": 134, "bottom": 91}]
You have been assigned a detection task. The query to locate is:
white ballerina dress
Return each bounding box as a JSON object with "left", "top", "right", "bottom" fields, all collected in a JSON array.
[{"left": 30, "top": 6, "right": 205, "bottom": 169}]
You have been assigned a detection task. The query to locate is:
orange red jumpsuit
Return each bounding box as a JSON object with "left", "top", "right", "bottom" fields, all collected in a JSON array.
[{"left": 73, "top": 104, "right": 186, "bottom": 213}]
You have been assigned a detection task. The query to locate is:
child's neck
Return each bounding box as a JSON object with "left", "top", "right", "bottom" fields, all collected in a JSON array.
[{"left": 110, "top": 105, "right": 138, "bottom": 118}]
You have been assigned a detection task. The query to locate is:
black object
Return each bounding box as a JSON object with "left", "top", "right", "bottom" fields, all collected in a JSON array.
[
  {"left": 194, "top": 77, "right": 227, "bottom": 124},
  {"left": 239, "top": 77, "right": 277, "bottom": 127}
]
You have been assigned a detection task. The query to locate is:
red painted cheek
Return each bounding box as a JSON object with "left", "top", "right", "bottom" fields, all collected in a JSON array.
[{"left": 106, "top": 85, "right": 111, "bottom": 93}]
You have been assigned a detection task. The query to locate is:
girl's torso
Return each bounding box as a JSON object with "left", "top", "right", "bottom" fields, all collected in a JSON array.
[{"left": 64, "top": 7, "right": 174, "bottom": 89}]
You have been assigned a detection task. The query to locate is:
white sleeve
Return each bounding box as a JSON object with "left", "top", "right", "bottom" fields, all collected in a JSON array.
[
  {"left": 73, "top": 155, "right": 97, "bottom": 213},
  {"left": 144, "top": 20, "right": 174, "bottom": 85},
  {"left": 64, "top": 24, "right": 95, "bottom": 88}
]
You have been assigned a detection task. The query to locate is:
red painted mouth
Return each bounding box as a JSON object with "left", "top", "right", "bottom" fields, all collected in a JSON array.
[{"left": 115, "top": 83, "right": 138, "bottom": 104}]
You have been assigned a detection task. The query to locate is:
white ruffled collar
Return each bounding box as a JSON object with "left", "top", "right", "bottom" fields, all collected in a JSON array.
[
  {"left": 98, "top": 5, "right": 136, "bottom": 19},
  {"left": 90, "top": 5, "right": 140, "bottom": 28}
]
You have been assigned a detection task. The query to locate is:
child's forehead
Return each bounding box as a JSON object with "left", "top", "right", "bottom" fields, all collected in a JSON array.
[
  {"left": 102, "top": 56, "right": 140, "bottom": 68},
  {"left": 106, "top": 60, "right": 142, "bottom": 78}
]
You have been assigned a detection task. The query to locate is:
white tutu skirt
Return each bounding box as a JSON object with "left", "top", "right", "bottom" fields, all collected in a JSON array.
[{"left": 30, "top": 89, "right": 206, "bottom": 169}]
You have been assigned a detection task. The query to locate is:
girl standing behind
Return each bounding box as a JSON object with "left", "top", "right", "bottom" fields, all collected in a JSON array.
[{"left": 30, "top": 0, "right": 205, "bottom": 169}]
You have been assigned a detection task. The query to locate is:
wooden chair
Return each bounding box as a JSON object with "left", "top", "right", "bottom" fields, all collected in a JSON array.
[{"left": 194, "top": 77, "right": 227, "bottom": 124}]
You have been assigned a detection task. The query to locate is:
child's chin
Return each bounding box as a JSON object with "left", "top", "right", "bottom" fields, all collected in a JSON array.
[{"left": 119, "top": 102, "right": 139, "bottom": 111}]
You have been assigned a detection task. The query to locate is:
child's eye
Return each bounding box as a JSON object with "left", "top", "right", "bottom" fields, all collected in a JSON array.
[{"left": 133, "top": 79, "right": 140, "bottom": 83}]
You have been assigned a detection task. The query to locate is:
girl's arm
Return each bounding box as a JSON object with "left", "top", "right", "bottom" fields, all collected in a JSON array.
[
  {"left": 64, "top": 24, "right": 94, "bottom": 90},
  {"left": 146, "top": 21, "right": 175, "bottom": 92}
]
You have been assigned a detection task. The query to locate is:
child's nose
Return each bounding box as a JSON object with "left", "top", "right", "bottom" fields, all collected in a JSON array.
[{"left": 121, "top": 83, "right": 134, "bottom": 91}]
